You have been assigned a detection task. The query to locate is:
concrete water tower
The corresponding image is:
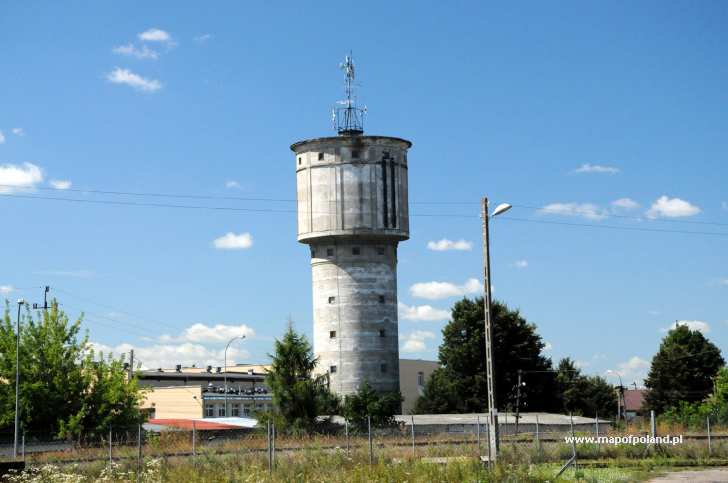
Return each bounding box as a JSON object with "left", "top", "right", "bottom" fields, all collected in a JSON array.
[{"left": 291, "top": 55, "right": 412, "bottom": 395}]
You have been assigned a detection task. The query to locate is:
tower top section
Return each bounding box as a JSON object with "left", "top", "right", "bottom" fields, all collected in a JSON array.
[{"left": 333, "top": 53, "right": 366, "bottom": 136}]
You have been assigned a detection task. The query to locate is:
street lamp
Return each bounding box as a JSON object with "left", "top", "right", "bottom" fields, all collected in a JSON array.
[
  {"left": 606, "top": 370, "right": 625, "bottom": 422},
  {"left": 14, "top": 298, "right": 26, "bottom": 460},
  {"left": 224, "top": 335, "right": 246, "bottom": 417},
  {"left": 481, "top": 197, "right": 511, "bottom": 464}
]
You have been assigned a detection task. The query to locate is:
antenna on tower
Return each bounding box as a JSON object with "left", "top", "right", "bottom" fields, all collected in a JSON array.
[{"left": 332, "top": 52, "right": 366, "bottom": 135}]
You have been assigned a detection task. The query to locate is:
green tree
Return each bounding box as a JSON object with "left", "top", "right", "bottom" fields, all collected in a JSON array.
[
  {"left": 661, "top": 367, "right": 728, "bottom": 428},
  {"left": 0, "top": 301, "right": 145, "bottom": 439},
  {"left": 414, "top": 297, "right": 558, "bottom": 414},
  {"left": 342, "top": 382, "right": 402, "bottom": 433},
  {"left": 645, "top": 324, "right": 724, "bottom": 413},
  {"left": 555, "top": 358, "right": 615, "bottom": 417},
  {"left": 264, "top": 324, "right": 339, "bottom": 434}
]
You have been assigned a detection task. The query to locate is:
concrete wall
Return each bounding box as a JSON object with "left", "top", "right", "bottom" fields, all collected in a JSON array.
[
  {"left": 292, "top": 135, "right": 412, "bottom": 397},
  {"left": 399, "top": 359, "right": 440, "bottom": 414}
]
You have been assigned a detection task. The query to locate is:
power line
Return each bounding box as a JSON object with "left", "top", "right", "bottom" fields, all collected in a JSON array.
[{"left": 500, "top": 217, "right": 728, "bottom": 238}]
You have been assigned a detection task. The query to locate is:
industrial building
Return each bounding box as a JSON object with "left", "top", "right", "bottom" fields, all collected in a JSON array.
[
  {"left": 139, "top": 359, "right": 437, "bottom": 419},
  {"left": 292, "top": 55, "right": 412, "bottom": 396}
]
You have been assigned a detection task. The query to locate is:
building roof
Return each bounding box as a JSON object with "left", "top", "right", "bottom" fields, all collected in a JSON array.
[
  {"left": 146, "top": 417, "right": 258, "bottom": 431},
  {"left": 623, "top": 389, "right": 646, "bottom": 412}
]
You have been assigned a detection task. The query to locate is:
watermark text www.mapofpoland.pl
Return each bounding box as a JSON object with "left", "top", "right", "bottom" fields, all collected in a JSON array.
[{"left": 565, "top": 435, "right": 684, "bottom": 446}]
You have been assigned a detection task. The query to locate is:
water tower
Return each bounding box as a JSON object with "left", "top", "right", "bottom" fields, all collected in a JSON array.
[{"left": 291, "top": 55, "right": 412, "bottom": 395}]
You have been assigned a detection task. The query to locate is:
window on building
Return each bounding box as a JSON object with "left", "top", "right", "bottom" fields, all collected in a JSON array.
[
  {"left": 205, "top": 404, "right": 214, "bottom": 418},
  {"left": 328, "top": 296, "right": 336, "bottom": 304},
  {"left": 298, "top": 157, "right": 302, "bottom": 165},
  {"left": 318, "top": 152, "right": 324, "bottom": 160},
  {"left": 330, "top": 365, "right": 337, "bottom": 373},
  {"left": 379, "top": 329, "right": 386, "bottom": 337},
  {"left": 311, "top": 247, "right": 316, "bottom": 257},
  {"left": 378, "top": 295, "right": 385, "bottom": 304},
  {"left": 243, "top": 406, "right": 251, "bottom": 416},
  {"left": 351, "top": 150, "right": 360, "bottom": 159},
  {"left": 417, "top": 371, "right": 424, "bottom": 386},
  {"left": 326, "top": 248, "right": 334, "bottom": 257},
  {"left": 380, "top": 363, "right": 387, "bottom": 373},
  {"left": 218, "top": 406, "right": 226, "bottom": 417},
  {"left": 352, "top": 247, "right": 360, "bottom": 255},
  {"left": 232, "top": 404, "right": 240, "bottom": 417},
  {"left": 377, "top": 246, "right": 385, "bottom": 255},
  {"left": 329, "top": 330, "right": 336, "bottom": 338}
]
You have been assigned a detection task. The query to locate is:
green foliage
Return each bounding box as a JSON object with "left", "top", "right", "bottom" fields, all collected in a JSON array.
[
  {"left": 0, "top": 301, "right": 145, "bottom": 439},
  {"left": 414, "top": 297, "right": 558, "bottom": 413},
  {"left": 264, "top": 324, "right": 339, "bottom": 434},
  {"left": 645, "top": 324, "right": 724, "bottom": 414},
  {"left": 661, "top": 367, "right": 728, "bottom": 428},
  {"left": 342, "top": 381, "right": 402, "bottom": 432},
  {"left": 555, "top": 358, "right": 615, "bottom": 417}
]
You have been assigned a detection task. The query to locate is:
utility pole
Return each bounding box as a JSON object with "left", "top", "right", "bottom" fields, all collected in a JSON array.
[
  {"left": 482, "top": 197, "right": 500, "bottom": 463},
  {"left": 128, "top": 349, "right": 134, "bottom": 383},
  {"left": 14, "top": 299, "right": 25, "bottom": 459},
  {"left": 515, "top": 369, "right": 522, "bottom": 434}
]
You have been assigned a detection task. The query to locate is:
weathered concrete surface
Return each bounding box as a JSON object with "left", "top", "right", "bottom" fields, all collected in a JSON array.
[
  {"left": 292, "top": 135, "right": 412, "bottom": 396},
  {"left": 648, "top": 468, "right": 728, "bottom": 482}
]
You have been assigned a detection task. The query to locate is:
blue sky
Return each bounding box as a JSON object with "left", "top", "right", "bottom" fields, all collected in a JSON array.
[{"left": 2, "top": 1, "right": 726, "bottom": 386}]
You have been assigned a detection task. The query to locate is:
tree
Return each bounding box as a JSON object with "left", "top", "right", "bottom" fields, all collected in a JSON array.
[
  {"left": 343, "top": 382, "right": 402, "bottom": 433},
  {"left": 414, "top": 297, "right": 558, "bottom": 414},
  {"left": 555, "top": 358, "right": 615, "bottom": 418},
  {"left": 645, "top": 324, "right": 724, "bottom": 413},
  {"left": 264, "top": 324, "right": 339, "bottom": 434},
  {"left": 0, "top": 301, "right": 145, "bottom": 439},
  {"left": 661, "top": 367, "right": 728, "bottom": 428}
]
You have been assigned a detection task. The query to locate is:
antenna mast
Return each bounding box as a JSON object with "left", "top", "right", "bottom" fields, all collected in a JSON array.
[{"left": 333, "top": 52, "right": 366, "bottom": 135}]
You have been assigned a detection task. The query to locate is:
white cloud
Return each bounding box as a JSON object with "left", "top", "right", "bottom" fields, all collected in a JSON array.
[
  {"left": 0, "top": 131, "right": 5, "bottom": 144},
  {"left": 514, "top": 259, "right": 528, "bottom": 269},
  {"left": 661, "top": 320, "right": 711, "bottom": 334},
  {"left": 138, "top": 28, "right": 173, "bottom": 44},
  {"left": 194, "top": 33, "right": 212, "bottom": 43},
  {"left": 0, "top": 162, "right": 43, "bottom": 193},
  {"left": 538, "top": 202, "right": 608, "bottom": 220},
  {"left": 426, "top": 239, "right": 472, "bottom": 251},
  {"left": 401, "top": 330, "right": 435, "bottom": 353},
  {"left": 573, "top": 163, "right": 620, "bottom": 175},
  {"left": 410, "top": 278, "right": 483, "bottom": 300},
  {"left": 0, "top": 285, "right": 14, "bottom": 295},
  {"left": 90, "top": 341, "right": 250, "bottom": 370},
  {"left": 611, "top": 198, "right": 640, "bottom": 210},
  {"left": 225, "top": 180, "right": 242, "bottom": 189},
  {"left": 106, "top": 67, "right": 162, "bottom": 93},
  {"left": 398, "top": 302, "right": 450, "bottom": 321},
  {"left": 646, "top": 196, "right": 700, "bottom": 219},
  {"left": 11, "top": 128, "right": 24, "bottom": 136},
  {"left": 543, "top": 341, "right": 552, "bottom": 352},
  {"left": 49, "top": 179, "right": 72, "bottom": 190},
  {"left": 159, "top": 322, "right": 255, "bottom": 344},
  {"left": 608, "top": 356, "right": 650, "bottom": 384},
  {"left": 112, "top": 43, "right": 159, "bottom": 60},
  {"left": 213, "top": 232, "right": 253, "bottom": 250}
]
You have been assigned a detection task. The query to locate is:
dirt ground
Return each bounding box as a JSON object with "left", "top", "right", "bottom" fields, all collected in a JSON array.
[{"left": 648, "top": 468, "right": 728, "bottom": 482}]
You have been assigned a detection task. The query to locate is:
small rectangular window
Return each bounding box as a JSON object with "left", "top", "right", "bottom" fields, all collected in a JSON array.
[
  {"left": 378, "top": 295, "right": 385, "bottom": 304},
  {"left": 380, "top": 363, "right": 387, "bottom": 373},
  {"left": 352, "top": 247, "right": 360, "bottom": 255},
  {"left": 205, "top": 404, "right": 214, "bottom": 418},
  {"left": 318, "top": 152, "right": 324, "bottom": 160},
  {"left": 217, "top": 406, "right": 226, "bottom": 417},
  {"left": 351, "top": 150, "right": 360, "bottom": 159},
  {"left": 232, "top": 404, "right": 240, "bottom": 417},
  {"left": 326, "top": 248, "right": 334, "bottom": 257},
  {"left": 417, "top": 371, "right": 424, "bottom": 386},
  {"left": 329, "top": 330, "right": 336, "bottom": 338},
  {"left": 311, "top": 248, "right": 316, "bottom": 257},
  {"left": 379, "top": 329, "right": 386, "bottom": 337},
  {"left": 298, "top": 157, "right": 302, "bottom": 165},
  {"left": 328, "top": 296, "right": 335, "bottom": 304},
  {"left": 377, "top": 247, "right": 385, "bottom": 255},
  {"left": 330, "top": 365, "right": 337, "bottom": 373}
]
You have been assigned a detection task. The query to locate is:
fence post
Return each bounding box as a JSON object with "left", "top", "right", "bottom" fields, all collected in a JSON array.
[
  {"left": 650, "top": 410, "right": 656, "bottom": 439},
  {"left": 707, "top": 416, "right": 712, "bottom": 457},
  {"left": 272, "top": 422, "right": 276, "bottom": 468},
  {"left": 535, "top": 414, "right": 541, "bottom": 459},
  {"left": 345, "top": 419, "right": 350, "bottom": 456},
  {"left": 595, "top": 412, "right": 600, "bottom": 454},
  {"left": 137, "top": 423, "right": 142, "bottom": 483},
  {"left": 570, "top": 413, "right": 577, "bottom": 473},
  {"left": 486, "top": 419, "right": 492, "bottom": 467},
  {"left": 192, "top": 420, "right": 196, "bottom": 458},
  {"left": 108, "top": 425, "right": 113, "bottom": 466},
  {"left": 21, "top": 432, "right": 25, "bottom": 462},
  {"left": 410, "top": 415, "right": 416, "bottom": 457},
  {"left": 267, "top": 420, "right": 272, "bottom": 473},
  {"left": 476, "top": 415, "right": 481, "bottom": 457},
  {"left": 368, "top": 415, "right": 373, "bottom": 465}
]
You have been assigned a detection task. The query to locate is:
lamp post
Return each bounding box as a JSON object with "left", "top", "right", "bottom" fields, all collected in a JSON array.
[
  {"left": 224, "top": 335, "right": 246, "bottom": 417},
  {"left": 14, "top": 299, "right": 26, "bottom": 459},
  {"left": 481, "top": 197, "right": 512, "bottom": 464},
  {"left": 606, "top": 370, "right": 624, "bottom": 422}
]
